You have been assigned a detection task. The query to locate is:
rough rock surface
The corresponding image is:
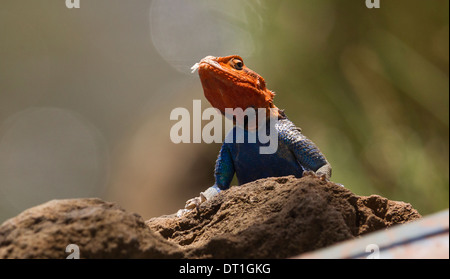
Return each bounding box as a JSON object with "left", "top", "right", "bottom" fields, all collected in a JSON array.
[
  {"left": 0, "top": 175, "right": 421, "bottom": 258},
  {"left": 147, "top": 174, "right": 421, "bottom": 258},
  {"left": 0, "top": 198, "right": 183, "bottom": 259}
]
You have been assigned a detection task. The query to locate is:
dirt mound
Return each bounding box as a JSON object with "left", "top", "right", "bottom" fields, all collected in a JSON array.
[
  {"left": 0, "top": 198, "right": 183, "bottom": 259},
  {"left": 147, "top": 174, "right": 421, "bottom": 258},
  {"left": 0, "top": 174, "right": 421, "bottom": 258}
]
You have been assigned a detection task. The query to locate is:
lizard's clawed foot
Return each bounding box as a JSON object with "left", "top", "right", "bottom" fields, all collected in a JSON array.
[
  {"left": 185, "top": 195, "right": 206, "bottom": 210},
  {"left": 176, "top": 208, "right": 191, "bottom": 218},
  {"left": 177, "top": 194, "right": 208, "bottom": 218},
  {"left": 303, "top": 170, "right": 316, "bottom": 177},
  {"left": 303, "top": 170, "right": 330, "bottom": 182}
]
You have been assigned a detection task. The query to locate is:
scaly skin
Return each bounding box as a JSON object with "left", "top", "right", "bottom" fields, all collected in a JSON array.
[
  {"left": 182, "top": 55, "right": 332, "bottom": 214},
  {"left": 197, "top": 55, "right": 277, "bottom": 116}
]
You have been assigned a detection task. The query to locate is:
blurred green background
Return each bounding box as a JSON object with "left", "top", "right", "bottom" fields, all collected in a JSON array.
[{"left": 0, "top": 0, "right": 448, "bottom": 223}]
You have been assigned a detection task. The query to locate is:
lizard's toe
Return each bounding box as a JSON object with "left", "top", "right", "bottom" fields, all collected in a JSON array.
[
  {"left": 303, "top": 170, "right": 316, "bottom": 177},
  {"left": 176, "top": 208, "right": 191, "bottom": 218}
]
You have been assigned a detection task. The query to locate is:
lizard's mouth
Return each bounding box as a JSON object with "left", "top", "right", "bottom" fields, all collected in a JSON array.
[
  {"left": 192, "top": 56, "right": 241, "bottom": 86},
  {"left": 191, "top": 56, "right": 221, "bottom": 73}
]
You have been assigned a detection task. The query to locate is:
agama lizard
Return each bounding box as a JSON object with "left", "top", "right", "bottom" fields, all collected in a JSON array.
[{"left": 181, "top": 55, "right": 331, "bottom": 214}]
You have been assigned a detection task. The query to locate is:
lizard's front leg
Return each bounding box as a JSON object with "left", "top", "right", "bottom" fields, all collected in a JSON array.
[{"left": 177, "top": 144, "right": 235, "bottom": 217}]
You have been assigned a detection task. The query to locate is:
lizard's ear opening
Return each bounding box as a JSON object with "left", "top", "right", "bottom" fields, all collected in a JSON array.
[{"left": 258, "top": 78, "right": 275, "bottom": 102}]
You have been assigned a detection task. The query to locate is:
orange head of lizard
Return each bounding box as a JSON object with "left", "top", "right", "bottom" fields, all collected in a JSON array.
[{"left": 193, "top": 55, "right": 279, "bottom": 119}]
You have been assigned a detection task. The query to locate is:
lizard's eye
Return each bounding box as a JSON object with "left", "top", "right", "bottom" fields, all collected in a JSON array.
[{"left": 230, "top": 58, "right": 244, "bottom": 70}]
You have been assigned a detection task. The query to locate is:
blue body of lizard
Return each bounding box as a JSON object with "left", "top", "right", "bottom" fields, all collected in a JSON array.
[{"left": 208, "top": 116, "right": 330, "bottom": 194}]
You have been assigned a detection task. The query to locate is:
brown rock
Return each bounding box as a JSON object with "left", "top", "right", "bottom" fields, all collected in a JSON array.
[
  {"left": 147, "top": 174, "right": 422, "bottom": 258},
  {"left": 0, "top": 198, "right": 183, "bottom": 259},
  {"left": 0, "top": 175, "right": 421, "bottom": 258}
]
